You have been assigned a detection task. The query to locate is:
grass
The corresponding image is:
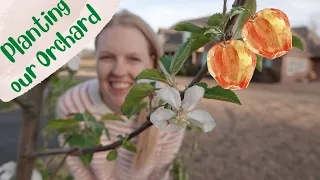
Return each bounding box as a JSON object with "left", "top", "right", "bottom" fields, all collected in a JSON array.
[
  {"left": 0, "top": 101, "right": 15, "bottom": 110},
  {"left": 58, "top": 77, "right": 82, "bottom": 91}
]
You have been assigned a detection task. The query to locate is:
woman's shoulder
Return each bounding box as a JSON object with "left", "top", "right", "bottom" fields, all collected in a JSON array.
[{"left": 56, "top": 79, "right": 98, "bottom": 114}]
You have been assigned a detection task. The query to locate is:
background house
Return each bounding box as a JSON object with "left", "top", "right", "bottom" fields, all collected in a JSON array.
[{"left": 157, "top": 16, "right": 320, "bottom": 83}]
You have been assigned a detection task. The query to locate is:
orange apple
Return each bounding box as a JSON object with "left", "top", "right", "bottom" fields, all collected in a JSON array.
[
  {"left": 241, "top": 8, "right": 292, "bottom": 59},
  {"left": 207, "top": 40, "right": 256, "bottom": 90}
]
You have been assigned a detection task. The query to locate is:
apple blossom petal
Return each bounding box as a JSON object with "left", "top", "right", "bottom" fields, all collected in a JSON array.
[
  {"left": 187, "top": 109, "right": 216, "bottom": 133},
  {"left": 182, "top": 85, "right": 205, "bottom": 111},
  {"left": 156, "top": 87, "right": 181, "bottom": 110},
  {"left": 150, "top": 108, "right": 175, "bottom": 130}
]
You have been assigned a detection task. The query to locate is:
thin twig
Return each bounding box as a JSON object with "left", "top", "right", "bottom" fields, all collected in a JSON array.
[
  {"left": 187, "top": 64, "right": 208, "bottom": 88},
  {"left": 46, "top": 136, "right": 72, "bottom": 166},
  {"left": 225, "top": 0, "right": 248, "bottom": 39},
  {"left": 50, "top": 154, "right": 69, "bottom": 180},
  {"left": 31, "top": 120, "right": 152, "bottom": 157},
  {"left": 223, "top": 0, "right": 228, "bottom": 17}
]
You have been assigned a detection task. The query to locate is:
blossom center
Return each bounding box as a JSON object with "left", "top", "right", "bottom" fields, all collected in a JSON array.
[{"left": 175, "top": 110, "right": 190, "bottom": 127}]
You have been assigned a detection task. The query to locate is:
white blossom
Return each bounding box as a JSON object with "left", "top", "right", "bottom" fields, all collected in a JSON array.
[
  {"left": 67, "top": 54, "right": 81, "bottom": 71},
  {"left": 0, "top": 161, "right": 42, "bottom": 180},
  {"left": 150, "top": 85, "right": 216, "bottom": 133}
]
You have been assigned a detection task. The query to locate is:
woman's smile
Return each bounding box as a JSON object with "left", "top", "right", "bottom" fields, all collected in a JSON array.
[{"left": 108, "top": 81, "right": 133, "bottom": 95}]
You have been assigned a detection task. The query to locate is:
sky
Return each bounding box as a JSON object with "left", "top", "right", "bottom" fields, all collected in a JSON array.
[{"left": 86, "top": 0, "right": 320, "bottom": 49}]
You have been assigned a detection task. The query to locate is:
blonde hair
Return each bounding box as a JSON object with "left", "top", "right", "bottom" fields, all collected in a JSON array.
[{"left": 95, "top": 10, "right": 163, "bottom": 172}]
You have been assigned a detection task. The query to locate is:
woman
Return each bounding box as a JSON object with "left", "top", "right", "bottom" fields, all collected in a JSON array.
[{"left": 55, "top": 11, "right": 185, "bottom": 180}]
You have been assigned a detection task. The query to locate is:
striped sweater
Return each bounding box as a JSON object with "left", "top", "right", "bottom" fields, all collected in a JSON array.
[{"left": 55, "top": 79, "right": 185, "bottom": 180}]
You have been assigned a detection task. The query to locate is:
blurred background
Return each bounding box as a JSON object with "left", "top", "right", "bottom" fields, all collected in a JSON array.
[{"left": 0, "top": 0, "right": 319, "bottom": 180}]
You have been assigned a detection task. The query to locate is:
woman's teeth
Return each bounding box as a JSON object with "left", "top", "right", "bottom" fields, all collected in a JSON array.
[{"left": 110, "top": 82, "right": 131, "bottom": 89}]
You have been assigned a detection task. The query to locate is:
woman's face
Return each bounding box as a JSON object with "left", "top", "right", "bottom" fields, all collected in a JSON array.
[{"left": 96, "top": 25, "right": 154, "bottom": 112}]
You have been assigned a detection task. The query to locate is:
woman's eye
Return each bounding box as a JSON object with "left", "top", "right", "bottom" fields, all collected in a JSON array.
[
  {"left": 99, "top": 55, "right": 114, "bottom": 61},
  {"left": 129, "top": 57, "right": 141, "bottom": 62}
]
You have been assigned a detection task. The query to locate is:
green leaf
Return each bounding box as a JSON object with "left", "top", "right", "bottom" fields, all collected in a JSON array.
[
  {"left": 106, "top": 150, "right": 118, "bottom": 161},
  {"left": 189, "top": 32, "right": 207, "bottom": 40},
  {"left": 204, "top": 26, "right": 222, "bottom": 35},
  {"left": 90, "top": 121, "right": 105, "bottom": 139},
  {"left": 232, "top": 0, "right": 257, "bottom": 40},
  {"left": 190, "top": 37, "right": 211, "bottom": 53},
  {"left": 256, "top": 54, "right": 263, "bottom": 72},
  {"left": 150, "top": 81, "right": 156, "bottom": 87},
  {"left": 135, "top": 69, "right": 168, "bottom": 84},
  {"left": 124, "top": 102, "right": 148, "bottom": 119},
  {"left": 170, "top": 40, "right": 193, "bottom": 75},
  {"left": 121, "top": 83, "right": 156, "bottom": 115},
  {"left": 68, "top": 135, "right": 95, "bottom": 166},
  {"left": 237, "top": 37, "right": 244, "bottom": 41},
  {"left": 192, "top": 37, "right": 211, "bottom": 52},
  {"left": 45, "top": 120, "right": 79, "bottom": 133},
  {"left": 174, "top": 22, "right": 205, "bottom": 34},
  {"left": 196, "top": 127, "right": 203, "bottom": 133},
  {"left": 68, "top": 113, "right": 85, "bottom": 121},
  {"left": 203, "top": 26, "right": 223, "bottom": 41},
  {"left": 68, "top": 135, "right": 95, "bottom": 148},
  {"left": 50, "top": 76, "right": 60, "bottom": 84},
  {"left": 122, "top": 139, "right": 137, "bottom": 153},
  {"left": 186, "top": 126, "right": 192, "bottom": 131},
  {"left": 229, "top": 6, "right": 247, "bottom": 20},
  {"left": 195, "top": 83, "right": 241, "bottom": 105},
  {"left": 194, "top": 82, "right": 208, "bottom": 89},
  {"left": 104, "top": 127, "right": 111, "bottom": 140},
  {"left": 205, "top": 13, "right": 224, "bottom": 26},
  {"left": 101, "top": 114, "right": 124, "bottom": 122},
  {"left": 157, "top": 99, "right": 166, "bottom": 107},
  {"left": 80, "top": 153, "right": 93, "bottom": 166},
  {"left": 292, "top": 35, "right": 304, "bottom": 50},
  {"left": 159, "top": 55, "right": 172, "bottom": 75},
  {"left": 204, "top": 86, "right": 241, "bottom": 105},
  {"left": 84, "top": 110, "right": 96, "bottom": 122}
]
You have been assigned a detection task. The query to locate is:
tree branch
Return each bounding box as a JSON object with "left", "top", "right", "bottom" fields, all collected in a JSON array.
[
  {"left": 31, "top": 120, "right": 152, "bottom": 157},
  {"left": 225, "top": 0, "right": 248, "bottom": 39},
  {"left": 29, "top": 0, "right": 246, "bottom": 160},
  {"left": 13, "top": 97, "right": 34, "bottom": 110}
]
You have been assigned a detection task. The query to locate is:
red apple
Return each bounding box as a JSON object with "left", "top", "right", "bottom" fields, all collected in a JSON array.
[
  {"left": 207, "top": 40, "right": 256, "bottom": 90},
  {"left": 242, "top": 8, "right": 292, "bottom": 59}
]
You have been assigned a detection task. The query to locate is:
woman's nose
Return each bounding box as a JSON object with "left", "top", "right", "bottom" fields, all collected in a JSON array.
[{"left": 111, "top": 58, "right": 127, "bottom": 76}]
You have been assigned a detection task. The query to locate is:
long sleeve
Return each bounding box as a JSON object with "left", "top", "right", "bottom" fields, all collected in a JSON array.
[
  {"left": 149, "top": 130, "right": 186, "bottom": 180},
  {"left": 55, "top": 95, "right": 96, "bottom": 180}
]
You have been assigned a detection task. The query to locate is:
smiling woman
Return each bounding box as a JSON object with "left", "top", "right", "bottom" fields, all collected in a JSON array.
[{"left": 55, "top": 10, "right": 185, "bottom": 180}]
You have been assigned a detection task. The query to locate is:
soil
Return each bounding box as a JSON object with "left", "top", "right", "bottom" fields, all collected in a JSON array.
[{"left": 177, "top": 77, "right": 320, "bottom": 180}]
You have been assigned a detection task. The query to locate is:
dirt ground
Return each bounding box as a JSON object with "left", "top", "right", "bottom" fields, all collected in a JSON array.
[{"left": 177, "top": 77, "right": 320, "bottom": 180}]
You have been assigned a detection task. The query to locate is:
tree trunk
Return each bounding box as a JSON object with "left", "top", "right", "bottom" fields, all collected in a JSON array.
[{"left": 15, "top": 80, "right": 49, "bottom": 180}]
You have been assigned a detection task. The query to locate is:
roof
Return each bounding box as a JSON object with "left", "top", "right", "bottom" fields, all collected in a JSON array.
[
  {"left": 292, "top": 27, "right": 320, "bottom": 58},
  {"left": 169, "top": 16, "right": 210, "bottom": 29}
]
